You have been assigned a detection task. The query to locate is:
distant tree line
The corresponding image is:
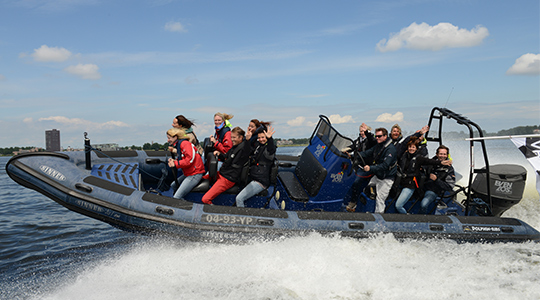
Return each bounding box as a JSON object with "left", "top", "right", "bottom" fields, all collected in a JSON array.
[
  {"left": 275, "top": 138, "right": 310, "bottom": 145},
  {"left": 494, "top": 125, "right": 539, "bottom": 136},
  {"left": 142, "top": 142, "right": 169, "bottom": 151},
  {"left": 0, "top": 147, "right": 44, "bottom": 156},
  {"left": 2, "top": 125, "right": 538, "bottom": 155},
  {"left": 118, "top": 143, "right": 168, "bottom": 151},
  {"left": 119, "top": 145, "right": 143, "bottom": 150},
  {"left": 415, "top": 125, "right": 540, "bottom": 140}
]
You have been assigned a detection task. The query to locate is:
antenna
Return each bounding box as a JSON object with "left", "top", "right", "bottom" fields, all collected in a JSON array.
[{"left": 444, "top": 87, "right": 454, "bottom": 108}]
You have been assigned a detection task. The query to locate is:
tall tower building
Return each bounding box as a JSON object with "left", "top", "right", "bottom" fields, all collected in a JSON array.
[{"left": 45, "top": 129, "right": 61, "bottom": 151}]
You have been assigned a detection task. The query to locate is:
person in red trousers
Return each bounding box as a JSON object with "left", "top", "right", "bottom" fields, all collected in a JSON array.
[{"left": 202, "top": 126, "right": 250, "bottom": 205}]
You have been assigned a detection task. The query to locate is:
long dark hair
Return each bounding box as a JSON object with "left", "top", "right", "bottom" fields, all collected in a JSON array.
[
  {"left": 175, "top": 115, "right": 195, "bottom": 128},
  {"left": 253, "top": 120, "right": 272, "bottom": 135},
  {"left": 407, "top": 136, "right": 420, "bottom": 148}
]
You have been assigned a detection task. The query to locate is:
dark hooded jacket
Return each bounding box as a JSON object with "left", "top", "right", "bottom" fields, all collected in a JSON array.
[
  {"left": 217, "top": 140, "right": 250, "bottom": 183},
  {"left": 359, "top": 138, "right": 397, "bottom": 180},
  {"left": 248, "top": 137, "right": 276, "bottom": 188}
]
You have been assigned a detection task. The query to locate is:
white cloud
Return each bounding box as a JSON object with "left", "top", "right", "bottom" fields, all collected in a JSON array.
[
  {"left": 164, "top": 21, "right": 188, "bottom": 33},
  {"left": 39, "top": 116, "right": 88, "bottom": 126},
  {"left": 287, "top": 116, "right": 306, "bottom": 126},
  {"left": 376, "top": 22, "right": 489, "bottom": 52},
  {"left": 328, "top": 114, "right": 354, "bottom": 124},
  {"left": 506, "top": 53, "right": 540, "bottom": 76},
  {"left": 31, "top": 45, "right": 72, "bottom": 62},
  {"left": 375, "top": 112, "right": 404, "bottom": 123},
  {"left": 38, "top": 116, "right": 129, "bottom": 130},
  {"left": 101, "top": 120, "right": 130, "bottom": 129},
  {"left": 64, "top": 63, "right": 101, "bottom": 80}
]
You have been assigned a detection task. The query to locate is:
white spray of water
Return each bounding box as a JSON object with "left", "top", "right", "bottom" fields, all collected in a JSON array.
[
  {"left": 36, "top": 140, "right": 540, "bottom": 300},
  {"left": 38, "top": 233, "right": 540, "bottom": 300}
]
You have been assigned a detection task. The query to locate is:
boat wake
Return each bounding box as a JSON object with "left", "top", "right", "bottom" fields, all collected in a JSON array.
[{"left": 24, "top": 232, "right": 540, "bottom": 300}]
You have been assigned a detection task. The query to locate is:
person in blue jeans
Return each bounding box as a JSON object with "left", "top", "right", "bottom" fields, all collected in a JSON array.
[
  {"left": 394, "top": 137, "right": 449, "bottom": 214},
  {"left": 346, "top": 128, "right": 397, "bottom": 213},
  {"left": 166, "top": 128, "right": 205, "bottom": 200},
  {"left": 236, "top": 123, "right": 276, "bottom": 207},
  {"left": 419, "top": 145, "right": 455, "bottom": 214}
]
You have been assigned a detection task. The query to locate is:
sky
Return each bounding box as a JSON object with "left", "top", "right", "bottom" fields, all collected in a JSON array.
[{"left": 0, "top": 0, "right": 539, "bottom": 149}]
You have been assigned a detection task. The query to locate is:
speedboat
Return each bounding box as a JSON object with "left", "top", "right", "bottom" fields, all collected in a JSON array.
[{"left": 6, "top": 107, "right": 540, "bottom": 242}]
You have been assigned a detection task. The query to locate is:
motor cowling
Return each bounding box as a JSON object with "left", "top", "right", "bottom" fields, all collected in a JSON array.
[{"left": 470, "top": 164, "right": 527, "bottom": 217}]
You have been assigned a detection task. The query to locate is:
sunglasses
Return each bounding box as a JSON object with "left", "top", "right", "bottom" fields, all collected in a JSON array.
[{"left": 375, "top": 135, "right": 384, "bottom": 138}]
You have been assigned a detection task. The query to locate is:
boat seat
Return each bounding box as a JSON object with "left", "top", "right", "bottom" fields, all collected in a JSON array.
[
  {"left": 295, "top": 148, "right": 327, "bottom": 196},
  {"left": 190, "top": 162, "right": 250, "bottom": 194},
  {"left": 278, "top": 148, "right": 327, "bottom": 202},
  {"left": 278, "top": 171, "right": 309, "bottom": 202},
  {"left": 190, "top": 178, "right": 267, "bottom": 196},
  {"left": 205, "top": 152, "right": 218, "bottom": 181},
  {"left": 191, "top": 178, "right": 211, "bottom": 193}
]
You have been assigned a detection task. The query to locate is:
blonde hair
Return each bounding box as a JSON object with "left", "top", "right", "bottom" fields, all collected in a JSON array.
[
  {"left": 391, "top": 124, "right": 402, "bottom": 134},
  {"left": 360, "top": 124, "right": 372, "bottom": 131},
  {"left": 167, "top": 128, "right": 188, "bottom": 139},
  {"left": 214, "top": 112, "right": 234, "bottom": 121}
]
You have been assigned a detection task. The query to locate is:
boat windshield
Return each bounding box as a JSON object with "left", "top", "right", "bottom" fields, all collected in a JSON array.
[{"left": 312, "top": 116, "right": 353, "bottom": 158}]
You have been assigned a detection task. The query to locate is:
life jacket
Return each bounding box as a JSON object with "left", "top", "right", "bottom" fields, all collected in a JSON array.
[
  {"left": 177, "top": 139, "right": 196, "bottom": 162},
  {"left": 215, "top": 126, "right": 231, "bottom": 143},
  {"left": 171, "top": 138, "right": 187, "bottom": 159},
  {"left": 248, "top": 139, "right": 276, "bottom": 188},
  {"left": 397, "top": 151, "right": 422, "bottom": 189},
  {"left": 219, "top": 140, "right": 250, "bottom": 183}
]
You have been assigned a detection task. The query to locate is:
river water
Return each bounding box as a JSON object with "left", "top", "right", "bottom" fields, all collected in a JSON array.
[{"left": 1, "top": 141, "right": 540, "bottom": 300}]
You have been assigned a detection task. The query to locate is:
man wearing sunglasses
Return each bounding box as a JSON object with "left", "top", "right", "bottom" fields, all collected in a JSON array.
[{"left": 347, "top": 128, "right": 397, "bottom": 213}]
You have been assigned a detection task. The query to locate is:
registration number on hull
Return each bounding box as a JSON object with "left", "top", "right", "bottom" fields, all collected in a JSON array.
[
  {"left": 202, "top": 214, "right": 255, "bottom": 225},
  {"left": 201, "top": 214, "right": 274, "bottom": 226}
]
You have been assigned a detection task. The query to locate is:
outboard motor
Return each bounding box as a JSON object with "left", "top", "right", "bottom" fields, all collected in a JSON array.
[{"left": 470, "top": 164, "right": 527, "bottom": 217}]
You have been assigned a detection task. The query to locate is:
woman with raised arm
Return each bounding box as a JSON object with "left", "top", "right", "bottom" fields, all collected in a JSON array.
[
  {"left": 236, "top": 123, "right": 276, "bottom": 207},
  {"left": 394, "top": 137, "right": 451, "bottom": 214}
]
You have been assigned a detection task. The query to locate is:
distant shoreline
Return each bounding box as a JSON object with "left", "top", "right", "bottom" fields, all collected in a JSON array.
[{"left": 278, "top": 144, "right": 307, "bottom": 147}]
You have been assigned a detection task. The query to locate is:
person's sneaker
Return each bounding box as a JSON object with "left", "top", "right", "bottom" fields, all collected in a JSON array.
[{"left": 346, "top": 202, "right": 357, "bottom": 212}]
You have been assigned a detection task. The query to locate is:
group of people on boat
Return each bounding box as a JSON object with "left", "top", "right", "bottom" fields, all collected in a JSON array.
[
  {"left": 345, "top": 123, "right": 456, "bottom": 214},
  {"left": 165, "top": 113, "right": 276, "bottom": 207},
  {"left": 164, "top": 113, "right": 455, "bottom": 214}
]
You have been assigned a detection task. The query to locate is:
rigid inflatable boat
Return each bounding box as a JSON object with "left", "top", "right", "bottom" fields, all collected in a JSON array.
[{"left": 6, "top": 107, "right": 540, "bottom": 242}]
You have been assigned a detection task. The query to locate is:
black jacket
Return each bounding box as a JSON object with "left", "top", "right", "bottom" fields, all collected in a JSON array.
[
  {"left": 423, "top": 157, "right": 456, "bottom": 195},
  {"left": 359, "top": 138, "right": 397, "bottom": 180},
  {"left": 217, "top": 140, "right": 250, "bottom": 183},
  {"left": 248, "top": 137, "right": 276, "bottom": 188},
  {"left": 354, "top": 131, "right": 377, "bottom": 153},
  {"left": 398, "top": 151, "right": 443, "bottom": 189}
]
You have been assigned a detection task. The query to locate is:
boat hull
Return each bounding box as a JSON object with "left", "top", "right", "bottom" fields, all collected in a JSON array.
[{"left": 7, "top": 151, "right": 540, "bottom": 243}]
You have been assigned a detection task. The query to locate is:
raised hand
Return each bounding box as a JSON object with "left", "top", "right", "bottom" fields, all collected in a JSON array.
[
  {"left": 264, "top": 126, "right": 275, "bottom": 139},
  {"left": 360, "top": 123, "right": 368, "bottom": 132}
]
